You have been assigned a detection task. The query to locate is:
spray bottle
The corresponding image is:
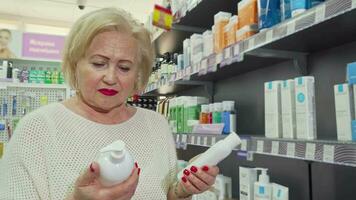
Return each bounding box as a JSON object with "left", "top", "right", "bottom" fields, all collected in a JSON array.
[{"left": 254, "top": 168, "right": 272, "bottom": 200}]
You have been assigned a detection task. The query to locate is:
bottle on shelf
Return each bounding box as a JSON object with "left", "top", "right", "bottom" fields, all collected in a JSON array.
[
  {"left": 199, "top": 104, "right": 209, "bottom": 124},
  {"left": 45, "top": 67, "right": 52, "bottom": 84},
  {"left": 254, "top": 168, "right": 272, "bottom": 200},
  {"left": 222, "top": 101, "right": 236, "bottom": 134},
  {"left": 212, "top": 102, "right": 223, "bottom": 123}
]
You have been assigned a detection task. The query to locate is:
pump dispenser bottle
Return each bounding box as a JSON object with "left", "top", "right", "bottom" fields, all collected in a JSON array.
[
  {"left": 178, "top": 132, "right": 241, "bottom": 177},
  {"left": 96, "top": 140, "right": 135, "bottom": 186},
  {"left": 254, "top": 168, "right": 272, "bottom": 200}
]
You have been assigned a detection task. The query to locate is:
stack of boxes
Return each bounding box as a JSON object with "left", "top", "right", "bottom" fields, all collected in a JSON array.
[{"left": 265, "top": 76, "right": 317, "bottom": 140}]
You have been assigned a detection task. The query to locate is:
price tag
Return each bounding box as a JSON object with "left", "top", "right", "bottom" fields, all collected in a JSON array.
[
  {"left": 233, "top": 43, "right": 240, "bottom": 56},
  {"left": 182, "top": 134, "right": 187, "bottom": 144},
  {"left": 208, "top": 54, "right": 216, "bottom": 67},
  {"left": 287, "top": 143, "right": 296, "bottom": 157},
  {"left": 248, "top": 39, "right": 254, "bottom": 50},
  {"left": 271, "top": 141, "right": 279, "bottom": 154},
  {"left": 224, "top": 47, "right": 232, "bottom": 60},
  {"left": 241, "top": 139, "right": 247, "bottom": 151},
  {"left": 305, "top": 143, "right": 316, "bottom": 160},
  {"left": 186, "top": 66, "right": 192, "bottom": 76},
  {"left": 203, "top": 136, "right": 208, "bottom": 146},
  {"left": 323, "top": 145, "right": 335, "bottom": 163},
  {"left": 257, "top": 140, "right": 264, "bottom": 153},
  {"left": 216, "top": 53, "right": 223, "bottom": 64},
  {"left": 211, "top": 137, "right": 216, "bottom": 145},
  {"left": 175, "top": 134, "right": 180, "bottom": 143},
  {"left": 196, "top": 136, "right": 201, "bottom": 145},
  {"left": 266, "top": 30, "right": 273, "bottom": 42},
  {"left": 287, "top": 21, "right": 295, "bottom": 35},
  {"left": 315, "top": 5, "right": 325, "bottom": 23},
  {"left": 190, "top": 135, "right": 195, "bottom": 144},
  {"left": 201, "top": 59, "right": 208, "bottom": 70}
]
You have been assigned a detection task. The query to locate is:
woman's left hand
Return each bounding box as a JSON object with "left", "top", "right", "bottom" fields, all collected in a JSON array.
[{"left": 177, "top": 165, "right": 220, "bottom": 198}]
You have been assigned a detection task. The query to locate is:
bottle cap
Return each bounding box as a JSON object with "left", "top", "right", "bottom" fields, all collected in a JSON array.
[
  {"left": 222, "top": 101, "right": 235, "bottom": 111},
  {"left": 255, "top": 168, "right": 270, "bottom": 184},
  {"left": 214, "top": 102, "right": 222, "bottom": 112},
  {"left": 201, "top": 104, "right": 209, "bottom": 113}
]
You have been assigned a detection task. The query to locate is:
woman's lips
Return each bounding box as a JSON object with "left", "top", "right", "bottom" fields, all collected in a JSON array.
[{"left": 98, "top": 89, "right": 118, "bottom": 96}]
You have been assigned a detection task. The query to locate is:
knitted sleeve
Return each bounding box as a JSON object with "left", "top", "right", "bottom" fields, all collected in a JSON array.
[{"left": 0, "top": 111, "right": 51, "bottom": 200}]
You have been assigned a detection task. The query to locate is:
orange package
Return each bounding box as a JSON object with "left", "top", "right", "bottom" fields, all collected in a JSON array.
[
  {"left": 236, "top": 24, "right": 258, "bottom": 42},
  {"left": 238, "top": 0, "right": 258, "bottom": 29},
  {"left": 214, "top": 12, "right": 231, "bottom": 53}
]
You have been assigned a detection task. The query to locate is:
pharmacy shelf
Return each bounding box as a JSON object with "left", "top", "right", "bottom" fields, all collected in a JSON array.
[
  {"left": 0, "top": 58, "right": 61, "bottom": 68},
  {"left": 0, "top": 82, "right": 69, "bottom": 90},
  {"left": 154, "top": 0, "right": 237, "bottom": 56},
  {"left": 145, "top": 0, "right": 356, "bottom": 94},
  {"left": 174, "top": 133, "right": 356, "bottom": 168}
]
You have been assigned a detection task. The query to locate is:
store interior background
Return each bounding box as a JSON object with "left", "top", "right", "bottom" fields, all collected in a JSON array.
[{"left": 1, "top": 0, "right": 356, "bottom": 200}]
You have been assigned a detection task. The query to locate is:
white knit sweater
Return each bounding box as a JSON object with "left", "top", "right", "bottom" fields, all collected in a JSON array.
[{"left": 0, "top": 103, "right": 178, "bottom": 200}]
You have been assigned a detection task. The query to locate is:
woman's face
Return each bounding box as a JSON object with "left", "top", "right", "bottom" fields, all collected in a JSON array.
[
  {"left": 0, "top": 31, "right": 11, "bottom": 50},
  {"left": 76, "top": 30, "right": 139, "bottom": 112}
]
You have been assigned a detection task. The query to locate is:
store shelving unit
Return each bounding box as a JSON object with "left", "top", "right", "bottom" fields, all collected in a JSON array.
[
  {"left": 174, "top": 133, "right": 356, "bottom": 168},
  {"left": 153, "top": 0, "right": 237, "bottom": 56},
  {"left": 145, "top": 0, "right": 356, "bottom": 95}
]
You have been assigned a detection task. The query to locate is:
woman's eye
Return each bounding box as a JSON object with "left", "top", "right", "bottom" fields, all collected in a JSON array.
[
  {"left": 119, "top": 66, "right": 130, "bottom": 72},
  {"left": 92, "top": 62, "right": 106, "bottom": 68}
]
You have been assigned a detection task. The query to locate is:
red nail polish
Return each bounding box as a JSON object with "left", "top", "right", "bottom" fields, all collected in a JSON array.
[
  {"left": 183, "top": 169, "right": 190, "bottom": 176},
  {"left": 135, "top": 162, "right": 138, "bottom": 168},
  {"left": 138, "top": 168, "right": 141, "bottom": 175},
  {"left": 190, "top": 166, "right": 198, "bottom": 173},
  {"left": 181, "top": 176, "right": 187, "bottom": 183},
  {"left": 89, "top": 163, "right": 94, "bottom": 173},
  {"left": 202, "top": 166, "right": 209, "bottom": 171}
]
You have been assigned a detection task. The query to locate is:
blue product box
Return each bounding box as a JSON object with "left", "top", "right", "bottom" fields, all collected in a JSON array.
[
  {"left": 346, "top": 62, "right": 356, "bottom": 84},
  {"left": 351, "top": 120, "right": 356, "bottom": 141}
]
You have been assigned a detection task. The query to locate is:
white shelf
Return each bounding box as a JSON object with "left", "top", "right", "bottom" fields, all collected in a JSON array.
[{"left": 174, "top": 133, "right": 356, "bottom": 168}]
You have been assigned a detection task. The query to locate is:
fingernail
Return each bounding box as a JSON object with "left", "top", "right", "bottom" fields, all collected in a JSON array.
[
  {"left": 190, "top": 166, "right": 198, "bottom": 173},
  {"left": 89, "top": 163, "right": 94, "bottom": 173},
  {"left": 138, "top": 168, "right": 141, "bottom": 175},
  {"left": 183, "top": 169, "right": 190, "bottom": 176},
  {"left": 181, "top": 176, "right": 187, "bottom": 183},
  {"left": 135, "top": 162, "right": 138, "bottom": 168},
  {"left": 202, "top": 166, "right": 209, "bottom": 171}
]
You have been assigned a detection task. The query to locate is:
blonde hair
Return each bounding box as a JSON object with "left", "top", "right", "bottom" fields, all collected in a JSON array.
[{"left": 62, "top": 7, "right": 154, "bottom": 91}]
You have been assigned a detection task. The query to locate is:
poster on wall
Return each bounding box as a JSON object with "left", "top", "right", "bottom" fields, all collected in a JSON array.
[
  {"left": 22, "top": 32, "right": 65, "bottom": 61},
  {"left": 0, "top": 28, "right": 22, "bottom": 59}
]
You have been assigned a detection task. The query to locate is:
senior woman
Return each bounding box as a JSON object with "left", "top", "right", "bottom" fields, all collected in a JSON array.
[{"left": 0, "top": 7, "right": 219, "bottom": 200}]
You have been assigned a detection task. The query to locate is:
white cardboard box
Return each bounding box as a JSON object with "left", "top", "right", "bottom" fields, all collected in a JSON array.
[
  {"left": 295, "top": 76, "right": 317, "bottom": 140},
  {"left": 265, "top": 81, "right": 282, "bottom": 138},
  {"left": 281, "top": 79, "right": 296, "bottom": 139},
  {"left": 335, "top": 84, "right": 354, "bottom": 141}
]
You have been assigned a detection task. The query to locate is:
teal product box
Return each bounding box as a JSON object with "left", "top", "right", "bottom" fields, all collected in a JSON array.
[
  {"left": 346, "top": 62, "right": 356, "bottom": 84},
  {"left": 352, "top": 120, "right": 356, "bottom": 141}
]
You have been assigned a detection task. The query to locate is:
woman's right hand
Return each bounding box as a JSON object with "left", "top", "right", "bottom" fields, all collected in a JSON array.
[{"left": 69, "top": 162, "right": 141, "bottom": 200}]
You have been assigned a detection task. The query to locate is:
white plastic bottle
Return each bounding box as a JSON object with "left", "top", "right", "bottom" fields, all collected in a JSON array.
[
  {"left": 96, "top": 140, "right": 135, "bottom": 186},
  {"left": 254, "top": 168, "right": 272, "bottom": 200},
  {"left": 178, "top": 132, "right": 241, "bottom": 178}
]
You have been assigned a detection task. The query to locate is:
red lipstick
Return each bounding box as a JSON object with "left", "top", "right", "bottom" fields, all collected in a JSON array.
[{"left": 98, "top": 88, "right": 118, "bottom": 96}]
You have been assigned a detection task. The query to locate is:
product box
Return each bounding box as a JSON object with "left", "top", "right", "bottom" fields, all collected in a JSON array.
[
  {"left": 203, "top": 30, "right": 214, "bottom": 57},
  {"left": 334, "top": 84, "right": 355, "bottom": 141},
  {"left": 239, "top": 167, "right": 257, "bottom": 200},
  {"left": 236, "top": 24, "right": 258, "bottom": 42},
  {"left": 176, "top": 96, "right": 185, "bottom": 133},
  {"left": 214, "top": 12, "right": 231, "bottom": 53},
  {"left": 347, "top": 62, "right": 356, "bottom": 84},
  {"left": 265, "top": 81, "right": 282, "bottom": 138},
  {"left": 190, "top": 34, "right": 204, "bottom": 65},
  {"left": 183, "top": 39, "right": 191, "bottom": 68},
  {"left": 281, "top": 80, "right": 296, "bottom": 139},
  {"left": 294, "top": 76, "right": 317, "bottom": 140},
  {"left": 183, "top": 97, "right": 209, "bottom": 133},
  {"left": 238, "top": 0, "right": 258, "bottom": 28}
]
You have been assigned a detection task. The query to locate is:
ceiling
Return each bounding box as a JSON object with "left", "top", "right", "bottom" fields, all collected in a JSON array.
[{"left": 0, "top": 0, "right": 162, "bottom": 26}]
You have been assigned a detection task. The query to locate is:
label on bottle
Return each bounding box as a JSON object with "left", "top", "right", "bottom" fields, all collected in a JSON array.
[
  {"left": 323, "top": 145, "right": 335, "bottom": 163},
  {"left": 305, "top": 143, "right": 316, "bottom": 160}
]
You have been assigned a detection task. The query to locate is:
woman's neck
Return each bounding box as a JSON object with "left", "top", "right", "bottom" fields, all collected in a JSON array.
[{"left": 63, "top": 96, "right": 136, "bottom": 125}]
